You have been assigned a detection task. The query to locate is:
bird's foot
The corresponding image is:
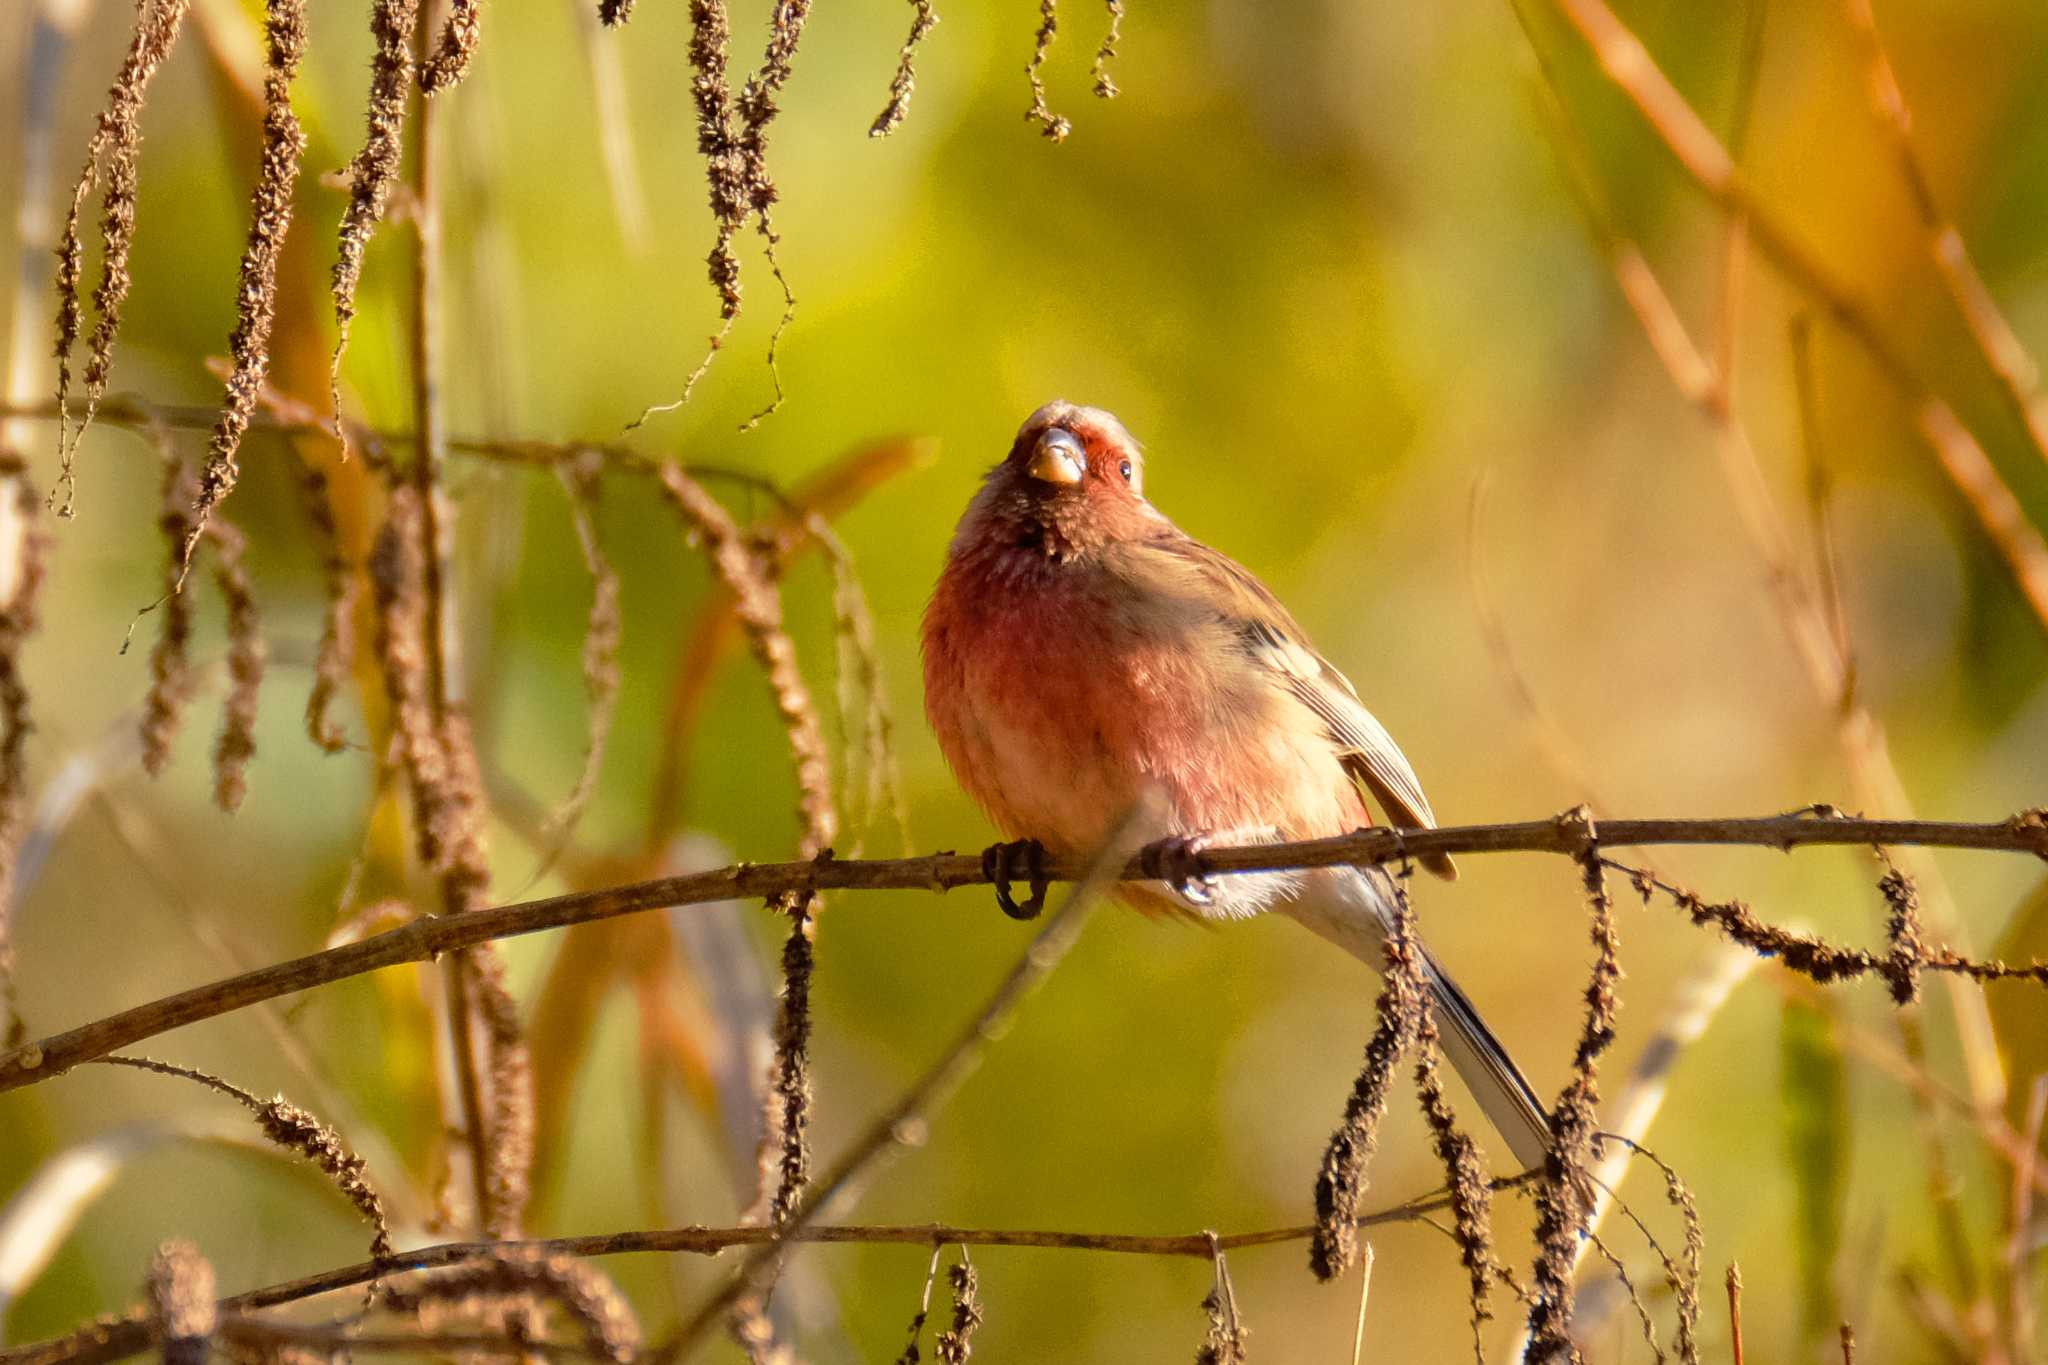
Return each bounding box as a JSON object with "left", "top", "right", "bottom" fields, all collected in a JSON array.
[
  {"left": 981, "top": 838, "right": 1052, "bottom": 920},
  {"left": 1143, "top": 833, "right": 1216, "bottom": 907}
]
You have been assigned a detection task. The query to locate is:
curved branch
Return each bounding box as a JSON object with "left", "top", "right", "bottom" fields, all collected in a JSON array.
[
  {"left": 0, "top": 1182, "right": 1511, "bottom": 1365},
  {"left": 2, "top": 810, "right": 2043, "bottom": 1094}
]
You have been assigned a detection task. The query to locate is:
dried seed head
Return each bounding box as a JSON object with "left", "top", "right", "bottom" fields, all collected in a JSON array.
[
  {"left": 98, "top": 1056, "right": 395, "bottom": 1262},
  {"left": 687, "top": 0, "right": 744, "bottom": 321},
  {"left": 142, "top": 450, "right": 199, "bottom": 775},
  {"left": 1195, "top": 1245, "right": 1248, "bottom": 1365},
  {"left": 182, "top": 0, "right": 307, "bottom": 581},
  {"left": 1024, "top": 0, "right": 1071, "bottom": 141},
  {"left": 256, "top": 1095, "right": 397, "bottom": 1261},
  {"left": 297, "top": 464, "right": 354, "bottom": 754},
  {"left": 330, "top": 0, "right": 422, "bottom": 434},
  {"left": 1413, "top": 1006, "right": 1496, "bottom": 1344},
  {"left": 379, "top": 1248, "right": 639, "bottom": 1362},
  {"left": 1524, "top": 818, "right": 1622, "bottom": 1362},
  {"left": 730, "top": 1295, "right": 794, "bottom": 1365},
  {"left": 1876, "top": 858, "right": 1924, "bottom": 1005},
  {"left": 869, "top": 0, "right": 938, "bottom": 137},
  {"left": 1196, "top": 1288, "right": 1249, "bottom": 1365},
  {"left": 1310, "top": 870, "right": 1424, "bottom": 1281},
  {"left": 1088, "top": 0, "right": 1123, "bottom": 99},
  {"left": 466, "top": 944, "right": 535, "bottom": 1239},
  {"left": 206, "top": 518, "right": 266, "bottom": 812},
  {"left": 369, "top": 489, "right": 486, "bottom": 899},
  {"left": 0, "top": 459, "right": 47, "bottom": 1047},
  {"left": 417, "top": 0, "right": 483, "bottom": 93},
  {"left": 655, "top": 464, "right": 835, "bottom": 853},
  {"left": 641, "top": 0, "right": 813, "bottom": 422},
  {"left": 933, "top": 1261, "right": 983, "bottom": 1363},
  {"left": 768, "top": 904, "right": 815, "bottom": 1225},
  {"left": 146, "top": 1239, "right": 215, "bottom": 1365},
  {"left": 51, "top": 0, "right": 194, "bottom": 516}
]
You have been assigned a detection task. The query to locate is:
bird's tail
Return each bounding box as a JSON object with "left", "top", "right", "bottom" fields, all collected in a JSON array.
[{"left": 1283, "top": 868, "right": 1553, "bottom": 1171}]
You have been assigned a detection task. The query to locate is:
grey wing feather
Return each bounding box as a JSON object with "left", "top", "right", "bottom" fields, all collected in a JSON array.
[
  {"left": 1283, "top": 656, "right": 1438, "bottom": 826},
  {"left": 1127, "top": 532, "right": 1456, "bottom": 877}
]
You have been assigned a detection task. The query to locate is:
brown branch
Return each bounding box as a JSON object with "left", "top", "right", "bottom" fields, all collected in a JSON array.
[
  {"left": 1, "top": 812, "right": 2043, "bottom": 1095},
  {"left": 0, "top": 399, "right": 812, "bottom": 492},
  {"left": 218, "top": 1321, "right": 604, "bottom": 1362},
  {"left": 0, "top": 1185, "right": 1507, "bottom": 1365}
]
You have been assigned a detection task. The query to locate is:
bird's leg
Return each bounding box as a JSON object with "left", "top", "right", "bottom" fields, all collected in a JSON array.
[
  {"left": 1143, "top": 833, "right": 1216, "bottom": 906},
  {"left": 981, "top": 838, "right": 1052, "bottom": 920}
]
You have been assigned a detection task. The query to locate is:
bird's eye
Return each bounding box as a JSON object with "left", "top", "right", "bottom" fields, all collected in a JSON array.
[{"left": 1118, "top": 458, "right": 1133, "bottom": 482}]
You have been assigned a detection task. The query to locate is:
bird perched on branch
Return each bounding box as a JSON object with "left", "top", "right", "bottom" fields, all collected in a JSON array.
[{"left": 922, "top": 400, "right": 1552, "bottom": 1169}]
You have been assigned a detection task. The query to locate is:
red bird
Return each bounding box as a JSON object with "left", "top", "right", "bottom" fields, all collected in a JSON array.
[{"left": 922, "top": 400, "right": 1551, "bottom": 1169}]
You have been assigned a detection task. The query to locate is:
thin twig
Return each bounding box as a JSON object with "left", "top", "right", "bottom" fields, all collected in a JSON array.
[
  {"left": 1727, "top": 1263, "right": 1745, "bottom": 1365},
  {"left": 0, "top": 399, "right": 806, "bottom": 492},
  {"left": 1350, "top": 1243, "right": 1377, "bottom": 1365},
  {"left": 0, "top": 1185, "right": 1506, "bottom": 1365},
  {"left": 219, "top": 1322, "right": 604, "bottom": 1362},
  {"left": 3, "top": 811, "right": 2045, "bottom": 1094}
]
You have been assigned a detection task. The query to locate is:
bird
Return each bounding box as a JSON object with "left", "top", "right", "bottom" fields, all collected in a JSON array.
[{"left": 921, "top": 399, "right": 1552, "bottom": 1170}]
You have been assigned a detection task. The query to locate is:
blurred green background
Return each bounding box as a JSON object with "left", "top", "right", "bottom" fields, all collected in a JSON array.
[{"left": 2, "top": 0, "right": 2046, "bottom": 1358}]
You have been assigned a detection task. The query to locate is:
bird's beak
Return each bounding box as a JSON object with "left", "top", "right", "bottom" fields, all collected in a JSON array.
[{"left": 1026, "top": 429, "right": 1086, "bottom": 487}]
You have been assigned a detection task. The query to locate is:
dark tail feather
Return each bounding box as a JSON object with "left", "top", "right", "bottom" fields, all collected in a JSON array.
[
  {"left": 1420, "top": 944, "right": 1552, "bottom": 1170},
  {"left": 1281, "top": 871, "right": 1554, "bottom": 1170}
]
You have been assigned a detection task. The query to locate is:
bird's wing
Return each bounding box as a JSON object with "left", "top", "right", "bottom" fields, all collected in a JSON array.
[{"left": 1124, "top": 532, "right": 1456, "bottom": 878}]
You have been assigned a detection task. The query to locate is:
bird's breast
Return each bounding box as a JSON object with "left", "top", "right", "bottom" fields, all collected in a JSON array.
[{"left": 923, "top": 553, "right": 1361, "bottom": 854}]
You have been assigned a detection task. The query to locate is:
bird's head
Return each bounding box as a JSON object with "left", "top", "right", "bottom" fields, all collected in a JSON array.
[{"left": 969, "top": 400, "right": 1158, "bottom": 558}]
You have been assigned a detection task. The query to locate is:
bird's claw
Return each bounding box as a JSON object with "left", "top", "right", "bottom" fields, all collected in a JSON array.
[
  {"left": 982, "top": 838, "right": 1051, "bottom": 920},
  {"left": 1144, "top": 834, "right": 1216, "bottom": 907}
]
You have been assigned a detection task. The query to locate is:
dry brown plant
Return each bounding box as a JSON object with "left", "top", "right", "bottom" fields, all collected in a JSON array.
[{"left": 8, "top": 1, "right": 2048, "bottom": 1360}]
